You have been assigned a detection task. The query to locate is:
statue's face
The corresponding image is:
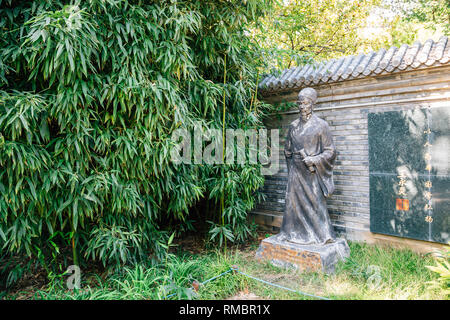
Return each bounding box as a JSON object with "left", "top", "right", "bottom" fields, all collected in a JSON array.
[{"left": 297, "top": 95, "right": 313, "bottom": 119}]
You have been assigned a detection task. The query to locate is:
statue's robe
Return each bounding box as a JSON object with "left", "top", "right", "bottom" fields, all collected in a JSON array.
[{"left": 279, "top": 114, "right": 337, "bottom": 245}]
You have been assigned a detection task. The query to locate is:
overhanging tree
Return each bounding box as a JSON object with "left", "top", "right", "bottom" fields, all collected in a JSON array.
[{"left": 252, "top": 0, "right": 382, "bottom": 70}]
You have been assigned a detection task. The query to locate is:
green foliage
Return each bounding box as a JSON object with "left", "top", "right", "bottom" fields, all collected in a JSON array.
[
  {"left": 252, "top": 0, "right": 448, "bottom": 71},
  {"left": 5, "top": 242, "right": 447, "bottom": 300},
  {"left": 0, "top": 0, "right": 274, "bottom": 286},
  {"left": 377, "top": 0, "right": 449, "bottom": 48},
  {"left": 335, "top": 242, "right": 440, "bottom": 297},
  {"left": 208, "top": 221, "right": 235, "bottom": 247},
  {"left": 396, "top": 0, "right": 449, "bottom": 35},
  {"left": 8, "top": 251, "right": 240, "bottom": 300}
]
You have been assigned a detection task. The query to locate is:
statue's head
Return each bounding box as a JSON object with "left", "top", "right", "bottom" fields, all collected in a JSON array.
[{"left": 297, "top": 87, "right": 317, "bottom": 120}]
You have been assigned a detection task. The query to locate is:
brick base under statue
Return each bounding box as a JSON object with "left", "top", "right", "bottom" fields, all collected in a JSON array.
[{"left": 256, "top": 236, "right": 350, "bottom": 273}]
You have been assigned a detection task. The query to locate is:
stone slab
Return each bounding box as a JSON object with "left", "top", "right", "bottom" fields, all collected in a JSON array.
[
  {"left": 255, "top": 236, "right": 350, "bottom": 273},
  {"left": 368, "top": 106, "right": 449, "bottom": 244}
]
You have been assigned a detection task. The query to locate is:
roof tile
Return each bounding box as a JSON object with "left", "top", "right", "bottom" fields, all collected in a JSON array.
[
  {"left": 430, "top": 36, "right": 447, "bottom": 63},
  {"left": 440, "top": 42, "right": 450, "bottom": 64},
  {"left": 314, "top": 59, "right": 335, "bottom": 83},
  {"left": 332, "top": 55, "right": 353, "bottom": 81},
  {"left": 353, "top": 51, "right": 375, "bottom": 77},
  {"left": 364, "top": 48, "right": 386, "bottom": 75},
  {"left": 391, "top": 44, "right": 409, "bottom": 68},
  {"left": 322, "top": 58, "right": 344, "bottom": 82},
  {"left": 344, "top": 53, "right": 365, "bottom": 79},
  {"left": 295, "top": 64, "right": 312, "bottom": 86},
  {"left": 418, "top": 39, "right": 434, "bottom": 64},
  {"left": 376, "top": 46, "right": 397, "bottom": 73},
  {"left": 287, "top": 67, "right": 302, "bottom": 87},
  {"left": 282, "top": 67, "right": 297, "bottom": 86}
]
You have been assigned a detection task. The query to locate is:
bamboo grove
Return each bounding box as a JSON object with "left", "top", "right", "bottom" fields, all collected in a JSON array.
[{"left": 0, "top": 0, "right": 274, "bottom": 285}]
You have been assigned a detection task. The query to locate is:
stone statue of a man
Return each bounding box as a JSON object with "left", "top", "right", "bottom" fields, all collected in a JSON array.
[{"left": 276, "top": 87, "right": 337, "bottom": 245}]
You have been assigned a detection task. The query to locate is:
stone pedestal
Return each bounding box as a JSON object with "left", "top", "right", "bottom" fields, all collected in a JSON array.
[{"left": 256, "top": 236, "right": 350, "bottom": 273}]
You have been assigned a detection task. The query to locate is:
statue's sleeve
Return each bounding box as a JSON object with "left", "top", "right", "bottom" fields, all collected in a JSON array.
[{"left": 313, "top": 122, "right": 336, "bottom": 197}]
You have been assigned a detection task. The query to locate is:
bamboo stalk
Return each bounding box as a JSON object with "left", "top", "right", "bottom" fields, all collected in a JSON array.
[
  {"left": 72, "top": 232, "right": 78, "bottom": 266},
  {"left": 250, "top": 70, "right": 259, "bottom": 112},
  {"left": 221, "top": 54, "right": 227, "bottom": 254}
]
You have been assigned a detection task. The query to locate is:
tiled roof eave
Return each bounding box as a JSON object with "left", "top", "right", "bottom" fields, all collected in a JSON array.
[
  {"left": 260, "top": 62, "right": 450, "bottom": 98},
  {"left": 259, "top": 36, "right": 450, "bottom": 96}
]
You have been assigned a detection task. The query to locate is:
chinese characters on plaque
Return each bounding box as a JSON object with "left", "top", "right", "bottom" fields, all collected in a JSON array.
[{"left": 423, "top": 108, "right": 433, "bottom": 224}]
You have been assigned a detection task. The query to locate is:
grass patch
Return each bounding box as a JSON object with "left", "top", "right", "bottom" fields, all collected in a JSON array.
[
  {"left": 3, "top": 241, "right": 448, "bottom": 300},
  {"left": 334, "top": 242, "right": 441, "bottom": 299}
]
